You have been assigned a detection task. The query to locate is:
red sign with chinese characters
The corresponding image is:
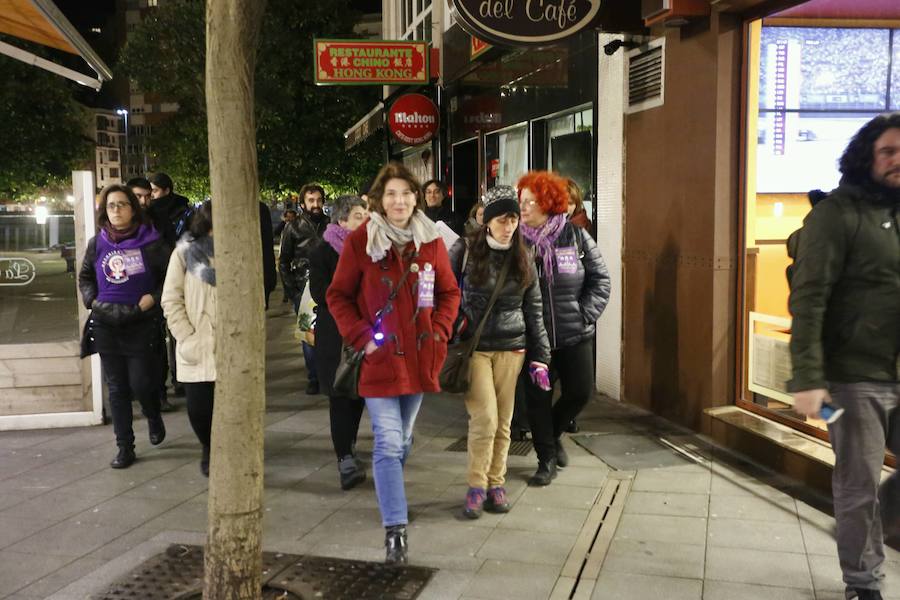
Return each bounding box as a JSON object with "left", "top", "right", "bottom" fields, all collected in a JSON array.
[
  {"left": 314, "top": 39, "right": 429, "bottom": 85},
  {"left": 388, "top": 94, "right": 439, "bottom": 146}
]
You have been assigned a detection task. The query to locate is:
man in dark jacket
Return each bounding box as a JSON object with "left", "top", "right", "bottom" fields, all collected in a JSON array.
[
  {"left": 789, "top": 113, "right": 900, "bottom": 600},
  {"left": 423, "top": 179, "right": 458, "bottom": 232},
  {"left": 280, "top": 183, "right": 328, "bottom": 394},
  {"left": 146, "top": 172, "right": 193, "bottom": 409}
]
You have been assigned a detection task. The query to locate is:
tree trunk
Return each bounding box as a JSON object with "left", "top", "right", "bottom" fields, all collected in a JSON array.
[{"left": 203, "top": 2, "right": 267, "bottom": 599}]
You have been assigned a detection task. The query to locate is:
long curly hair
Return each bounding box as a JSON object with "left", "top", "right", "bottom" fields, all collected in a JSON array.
[
  {"left": 517, "top": 171, "right": 569, "bottom": 215},
  {"left": 839, "top": 112, "right": 900, "bottom": 185},
  {"left": 464, "top": 220, "right": 534, "bottom": 290}
]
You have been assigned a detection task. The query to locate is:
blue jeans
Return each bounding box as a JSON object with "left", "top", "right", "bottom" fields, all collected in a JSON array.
[
  {"left": 301, "top": 341, "right": 317, "bottom": 384},
  {"left": 365, "top": 393, "right": 423, "bottom": 527}
]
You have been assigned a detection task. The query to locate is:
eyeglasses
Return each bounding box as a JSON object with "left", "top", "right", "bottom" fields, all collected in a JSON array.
[{"left": 107, "top": 201, "right": 132, "bottom": 211}]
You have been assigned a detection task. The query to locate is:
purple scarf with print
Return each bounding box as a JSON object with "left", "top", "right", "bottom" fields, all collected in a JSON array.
[
  {"left": 520, "top": 213, "right": 567, "bottom": 284},
  {"left": 323, "top": 223, "right": 351, "bottom": 255}
]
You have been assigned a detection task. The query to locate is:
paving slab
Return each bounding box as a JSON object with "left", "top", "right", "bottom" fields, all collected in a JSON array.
[
  {"left": 705, "top": 546, "right": 813, "bottom": 590},
  {"left": 590, "top": 571, "right": 702, "bottom": 600},
  {"left": 462, "top": 559, "right": 559, "bottom": 600},
  {"left": 602, "top": 538, "right": 706, "bottom": 579}
]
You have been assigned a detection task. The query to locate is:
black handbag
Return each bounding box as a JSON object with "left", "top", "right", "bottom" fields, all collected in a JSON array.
[
  {"left": 332, "top": 258, "right": 418, "bottom": 400},
  {"left": 439, "top": 253, "right": 511, "bottom": 394},
  {"left": 333, "top": 344, "right": 365, "bottom": 399}
]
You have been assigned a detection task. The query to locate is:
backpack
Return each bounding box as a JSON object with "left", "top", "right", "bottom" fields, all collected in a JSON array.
[
  {"left": 785, "top": 189, "right": 861, "bottom": 287},
  {"left": 174, "top": 206, "right": 194, "bottom": 239}
]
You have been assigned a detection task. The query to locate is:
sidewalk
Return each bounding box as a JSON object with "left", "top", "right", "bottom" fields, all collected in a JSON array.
[{"left": 0, "top": 306, "right": 896, "bottom": 599}]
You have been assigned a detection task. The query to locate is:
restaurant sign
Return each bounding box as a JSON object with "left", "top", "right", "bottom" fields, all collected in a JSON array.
[
  {"left": 314, "top": 39, "right": 429, "bottom": 86},
  {"left": 448, "top": 0, "right": 602, "bottom": 47}
]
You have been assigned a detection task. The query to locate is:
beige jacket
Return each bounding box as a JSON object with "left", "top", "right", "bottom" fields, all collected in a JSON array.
[{"left": 161, "top": 240, "right": 217, "bottom": 382}]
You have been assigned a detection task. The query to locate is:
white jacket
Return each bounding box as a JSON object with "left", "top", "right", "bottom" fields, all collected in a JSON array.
[{"left": 161, "top": 239, "right": 217, "bottom": 382}]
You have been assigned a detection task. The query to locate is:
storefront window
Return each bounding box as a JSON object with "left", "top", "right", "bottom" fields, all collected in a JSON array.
[
  {"left": 543, "top": 108, "right": 593, "bottom": 219},
  {"left": 0, "top": 211, "right": 79, "bottom": 345},
  {"left": 484, "top": 124, "right": 528, "bottom": 190},
  {"left": 741, "top": 22, "right": 900, "bottom": 432}
]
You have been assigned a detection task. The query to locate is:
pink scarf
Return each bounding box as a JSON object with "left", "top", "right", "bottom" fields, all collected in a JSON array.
[
  {"left": 323, "top": 223, "right": 350, "bottom": 255},
  {"left": 520, "top": 213, "right": 567, "bottom": 284}
]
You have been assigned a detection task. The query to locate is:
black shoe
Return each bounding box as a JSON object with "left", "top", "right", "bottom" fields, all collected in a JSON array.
[
  {"left": 148, "top": 415, "right": 166, "bottom": 445},
  {"left": 384, "top": 525, "right": 408, "bottom": 565},
  {"left": 555, "top": 438, "right": 569, "bottom": 468},
  {"left": 527, "top": 458, "right": 558, "bottom": 486},
  {"left": 159, "top": 397, "right": 177, "bottom": 412},
  {"left": 306, "top": 380, "right": 320, "bottom": 395},
  {"left": 110, "top": 446, "right": 136, "bottom": 469},
  {"left": 565, "top": 419, "right": 579, "bottom": 433},
  {"left": 338, "top": 455, "right": 366, "bottom": 490},
  {"left": 173, "top": 384, "right": 186, "bottom": 397},
  {"left": 201, "top": 445, "right": 210, "bottom": 477},
  {"left": 854, "top": 589, "right": 884, "bottom": 600}
]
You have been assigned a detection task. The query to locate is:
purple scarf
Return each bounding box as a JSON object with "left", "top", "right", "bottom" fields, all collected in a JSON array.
[
  {"left": 520, "top": 213, "right": 567, "bottom": 284},
  {"left": 323, "top": 223, "right": 351, "bottom": 255}
]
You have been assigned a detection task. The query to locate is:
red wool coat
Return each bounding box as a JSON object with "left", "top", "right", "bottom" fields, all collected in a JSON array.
[{"left": 326, "top": 224, "right": 461, "bottom": 398}]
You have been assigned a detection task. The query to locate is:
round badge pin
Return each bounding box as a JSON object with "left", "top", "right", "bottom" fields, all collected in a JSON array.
[
  {"left": 410, "top": 263, "right": 420, "bottom": 273},
  {"left": 424, "top": 262, "right": 433, "bottom": 271}
]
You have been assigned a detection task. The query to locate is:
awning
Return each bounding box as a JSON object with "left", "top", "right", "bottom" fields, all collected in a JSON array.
[
  {"left": 0, "top": 0, "right": 113, "bottom": 90},
  {"left": 344, "top": 102, "right": 384, "bottom": 150}
]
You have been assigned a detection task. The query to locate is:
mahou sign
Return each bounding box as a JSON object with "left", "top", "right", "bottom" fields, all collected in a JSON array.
[
  {"left": 388, "top": 94, "right": 439, "bottom": 146},
  {"left": 449, "top": 0, "right": 602, "bottom": 47}
]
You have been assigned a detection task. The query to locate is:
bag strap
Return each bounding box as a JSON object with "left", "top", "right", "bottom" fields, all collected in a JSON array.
[{"left": 468, "top": 253, "right": 511, "bottom": 352}]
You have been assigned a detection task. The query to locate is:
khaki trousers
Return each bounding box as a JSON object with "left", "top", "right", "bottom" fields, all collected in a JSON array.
[{"left": 465, "top": 350, "right": 526, "bottom": 489}]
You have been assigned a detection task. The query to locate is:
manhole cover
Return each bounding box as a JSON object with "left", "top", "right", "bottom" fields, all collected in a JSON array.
[
  {"left": 93, "top": 545, "right": 435, "bottom": 600},
  {"left": 445, "top": 436, "right": 533, "bottom": 456}
]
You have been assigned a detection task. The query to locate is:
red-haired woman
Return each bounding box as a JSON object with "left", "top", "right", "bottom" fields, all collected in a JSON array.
[
  {"left": 327, "top": 162, "right": 460, "bottom": 564},
  {"left": 517, "top": 171, "right": 611, "bottom": 486}
]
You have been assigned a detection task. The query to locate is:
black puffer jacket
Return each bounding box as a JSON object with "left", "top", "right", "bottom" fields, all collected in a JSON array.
[
  {"left": 279, "top": 211, "right": 327, "bottom": 289},
  {"left": 449, "top": 239, "right": 551, "bottom": 365},
  {"left": 78, "top": 235, "right": 170, "bottom": 357},
  {"left": 527, "top": 223, "right": 611, "bottom": 350}
]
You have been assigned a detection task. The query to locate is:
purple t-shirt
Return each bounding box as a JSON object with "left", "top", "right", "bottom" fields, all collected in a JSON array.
[{"left": 94, "top": 224, "right": 160, "bottom": 305}]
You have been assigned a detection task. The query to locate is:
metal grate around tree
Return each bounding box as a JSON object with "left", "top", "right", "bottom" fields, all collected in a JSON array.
[
  {"left": 92, "top": 544, "right": 435, "bottom": 600},
  {"left": 445, "top": 436, "right": 534, "bottom": 456}
]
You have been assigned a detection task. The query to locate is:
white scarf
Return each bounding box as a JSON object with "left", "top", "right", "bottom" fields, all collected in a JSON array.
[
  {"left": 366, "top": 210, "right": 440, "bottom": 262},
  {"left": 486, "top": 232, "right": 512, "bottom": 250}
]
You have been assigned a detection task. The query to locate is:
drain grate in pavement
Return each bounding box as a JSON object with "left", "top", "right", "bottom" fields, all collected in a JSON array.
[
  {"left": 445, "top": 436, "right": 533, "bottom": 456},
  {"left": 93, "top": 544, "right": 435, "bottom": 600}
]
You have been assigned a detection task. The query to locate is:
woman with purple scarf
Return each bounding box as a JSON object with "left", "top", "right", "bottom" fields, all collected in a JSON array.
[
  {"left": 516, "top": 171, "right": 611, "bottom": 486},
  {"left": 308, "top": 194, "right": 370, "bottom": 489},
  {"left": 79, "top": 184, "right": 171, "bottom": 469}
]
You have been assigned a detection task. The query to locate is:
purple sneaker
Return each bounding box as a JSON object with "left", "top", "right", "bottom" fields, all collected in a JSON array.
[
  {"left": 463, "top": 487, "right": 486, "bottom": 519},
  {"left": 484, "top": 487, "right": 511, "bottom": 513}
]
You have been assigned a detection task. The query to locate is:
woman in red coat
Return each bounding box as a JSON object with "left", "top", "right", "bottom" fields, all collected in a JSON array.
[{"left": 327, "top": 162, "right": 460, "bottom": 564}]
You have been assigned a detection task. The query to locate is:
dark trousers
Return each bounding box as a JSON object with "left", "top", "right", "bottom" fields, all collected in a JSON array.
[
  {"left": 329, "top": 395, "right": 365, "bottom": 459},
  {"left": 166, "top": 326, "right": 179, "bottom": 388},
  {"left": 157, "top": 320, "right": 169, "bottom": 398},
  {"left": 302, "top": 341, "right": 318, "bottom": 384},
  {"left": 100, "top": 352, "right": 161, "bottom": 447},
  {"left": 522, "top": 338, "right": 594, "bottom": 463},
  {"left": 184, "top": 382, "right": 215, "bottom": 447}
]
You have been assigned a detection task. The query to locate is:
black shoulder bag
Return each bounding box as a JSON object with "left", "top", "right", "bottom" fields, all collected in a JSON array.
[{"left": 439, "top": 253, "right": 511, "bottom": 394}]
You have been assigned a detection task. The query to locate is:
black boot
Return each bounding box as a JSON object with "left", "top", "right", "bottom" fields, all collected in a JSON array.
[
  {"left": 565, "top": 419, "right": 579, "bottom": 433},
  {"left": 528, "top": 458, "right": 557, "bottom": 486},
  {"left": 385, "top": 525, "right": 408, "bottom": 565},
  {"left": 201, "top": 445, "right": 210, "bottom": 477},
  {"left": 306, "top": 380, "right": 320, "bottom": 395},
  {"left": 110, "top": 446, "right": 136, "bottom": 469},
  {"left": 854, "top": 590, "right": 883, "bottom": 600},
  {"left": 148, "top": 414, "right": 166, "bottom": 445},
  {"left": 338, "top": 455, "right": 366, "bottom": 490},
  {"left": 555, "top": 438, "right": 569, "bottom": 468}
]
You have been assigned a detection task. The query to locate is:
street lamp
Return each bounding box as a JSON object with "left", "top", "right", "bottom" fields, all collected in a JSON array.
[{"left": 116, "top": 108, "right": 129, "bottom": 179}]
